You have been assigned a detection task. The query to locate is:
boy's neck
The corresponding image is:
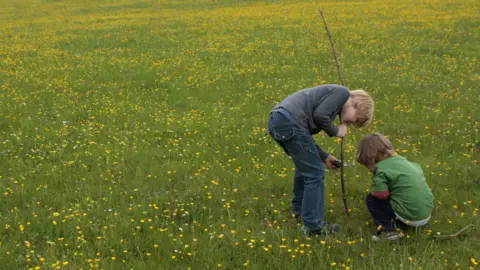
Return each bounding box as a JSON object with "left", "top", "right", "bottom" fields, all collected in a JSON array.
[{"left": 377, "top": 152, "right": 397, "bottom": 163}]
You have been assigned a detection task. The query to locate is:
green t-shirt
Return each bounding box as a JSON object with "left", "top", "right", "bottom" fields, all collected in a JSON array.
[{"left": 371, "top": 155, "right": 434, "bottom": 221}]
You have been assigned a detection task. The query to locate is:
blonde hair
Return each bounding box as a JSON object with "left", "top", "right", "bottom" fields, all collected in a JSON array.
[
  {"left": 350, "top": 89, "right": 374, "bottom": 127},
  {"left": 356, "top": 133, "right": 395, "bottom": 167}
]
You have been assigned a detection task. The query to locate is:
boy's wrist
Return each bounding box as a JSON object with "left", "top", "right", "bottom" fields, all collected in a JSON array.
[
  {"left": 319, "top": 151, "right": 329, "bottom": 162},
  {"left": 325, "top": 125, "right": 338, "bottom": 137}
]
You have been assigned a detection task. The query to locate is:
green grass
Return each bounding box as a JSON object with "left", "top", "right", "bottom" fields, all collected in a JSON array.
[{"left": 0, "top": 0, "right": 479, "bottom": 269}]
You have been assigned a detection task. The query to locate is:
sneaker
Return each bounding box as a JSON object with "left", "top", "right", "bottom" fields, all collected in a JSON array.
[
  {"left": 372, "top": 231, "right": 405, "bottom": 241},
  {"left": 302, "top": 223, "right": 340, "bottom": 237}
]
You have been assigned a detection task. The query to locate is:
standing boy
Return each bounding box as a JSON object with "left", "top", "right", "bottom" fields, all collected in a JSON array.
[{"left": 267, "top": 84, "right": 374, "bottom": 236}]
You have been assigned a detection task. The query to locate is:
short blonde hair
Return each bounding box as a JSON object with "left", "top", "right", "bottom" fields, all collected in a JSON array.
[
  {"left": 356, "top": 133, "right": 395, "bottom": 167},
  {"left": 350, "top": 89, "right": 374, "bottom": 127}
]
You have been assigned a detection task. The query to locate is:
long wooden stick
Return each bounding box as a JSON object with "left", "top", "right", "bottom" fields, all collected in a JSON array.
[
  {"left": 433, "top": 224, "right": 473, "bottom": 239},
  {"left": 319, "top": 10, "right": 346, "bottom": 86},
  {"left": 319, "top": 10, "right": 349, "bottom": 215}
]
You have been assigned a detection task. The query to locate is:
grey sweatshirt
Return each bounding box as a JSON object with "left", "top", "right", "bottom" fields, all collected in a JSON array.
[{"left": 274, "top": 84, "right": 350, "bottom": 159}]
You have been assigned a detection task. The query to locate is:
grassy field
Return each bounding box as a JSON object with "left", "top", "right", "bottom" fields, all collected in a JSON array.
[{"left": 0, "top": 0, "right": 479, "bottom": 269}]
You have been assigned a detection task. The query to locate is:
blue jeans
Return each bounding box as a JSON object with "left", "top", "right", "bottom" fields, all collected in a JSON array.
[{"left": 268, "top": 109, "right": 326, "bottom": 230}]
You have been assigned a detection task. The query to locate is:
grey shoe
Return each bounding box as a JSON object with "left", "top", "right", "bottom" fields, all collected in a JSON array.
[
  {"left": 372, "top": 231, "right": 405, "bottom": 241},
  {"left": 302, "top": 223, "right": 340, "bottom": 237}
]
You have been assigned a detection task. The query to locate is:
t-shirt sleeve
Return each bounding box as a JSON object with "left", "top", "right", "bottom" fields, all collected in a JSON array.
[{"left": 371, "top": 170, "right": 389, "bottom": 192}]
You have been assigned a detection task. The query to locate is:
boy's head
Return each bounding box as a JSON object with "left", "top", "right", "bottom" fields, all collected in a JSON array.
[
  {"left": 356, "top": 133, "right": 395, "bottom": 171},
  {"left": 342, "top": 90, "right": 374, "bottom": 127}
]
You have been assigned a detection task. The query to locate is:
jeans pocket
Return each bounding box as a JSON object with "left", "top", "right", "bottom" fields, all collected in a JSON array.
[
  {"left": 269, "top": 111, "right": 296, "bottom": 141},
  {"left": 272, "top": 127, "right": 295, "bottom": 141}
]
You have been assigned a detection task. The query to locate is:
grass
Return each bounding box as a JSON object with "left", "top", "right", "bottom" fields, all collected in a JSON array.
[{"left": 0, "top": 0, "right": 479, "bottom": 269}]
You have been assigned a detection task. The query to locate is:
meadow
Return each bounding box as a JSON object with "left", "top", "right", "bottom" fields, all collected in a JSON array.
[{"left": 0, "top": 0, "right": 479, "bottom": 269}]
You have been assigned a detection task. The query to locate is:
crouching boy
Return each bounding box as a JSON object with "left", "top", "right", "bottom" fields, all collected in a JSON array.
[{"left": 356, "top": 133, "right": 434, "bottom": 241}]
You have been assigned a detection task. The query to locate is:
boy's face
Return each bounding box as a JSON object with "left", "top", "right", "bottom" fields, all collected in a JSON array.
[
  {"left": 367, "top": 163, "right": 377, "bottom": 174},
  {"left": 342, "top": 106, "right": 358, "bottom": 126}
]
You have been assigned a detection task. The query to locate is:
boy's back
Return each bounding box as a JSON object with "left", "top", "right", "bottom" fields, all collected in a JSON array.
[
  {"left": 372, "top": 155, "right": 434, "bottom": 221},
  {"left": 274, "top": 84, "right": 350, "bottom": 136}
]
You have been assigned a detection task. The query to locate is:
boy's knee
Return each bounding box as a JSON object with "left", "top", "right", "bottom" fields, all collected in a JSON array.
[{"left": 365, "top": 193, "right": 374, "bottom": 204}]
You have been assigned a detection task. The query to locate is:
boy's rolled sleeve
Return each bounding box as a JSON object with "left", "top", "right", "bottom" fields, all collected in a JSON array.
[
  {"left": 323, "top": 124, "right": 339, "bottom": 138},
  {"left": 312, "top": 86, "right": 350, "bottom": 137}
]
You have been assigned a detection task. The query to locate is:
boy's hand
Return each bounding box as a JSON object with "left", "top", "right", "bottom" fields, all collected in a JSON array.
[
  {"left": 336, "top": 125, "right": 347, "bottom": 137},
  {"left": 326, "top": 155, "right": 341, "bottom": 169}
]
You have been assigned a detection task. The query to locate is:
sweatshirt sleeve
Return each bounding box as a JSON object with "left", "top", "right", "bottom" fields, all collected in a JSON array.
[
  {"left": 371, "top": 170, "right": 389, "bottom": 192},
  {"left": 371, "top": 170, "right": 390, "bottom": 200},
  {"left": 315, "top": 144, "right": 329, "bottom": 162},
  {"left": 312, "top": 86, "right": 350, "bottom": 137}
]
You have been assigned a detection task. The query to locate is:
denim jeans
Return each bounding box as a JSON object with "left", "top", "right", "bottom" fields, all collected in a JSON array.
[
  {"left": 365, "top": 193, "right": 407, "bottom": 232},
  {"left": 268, "top": 109, "right": 326, "bottom": 230}
]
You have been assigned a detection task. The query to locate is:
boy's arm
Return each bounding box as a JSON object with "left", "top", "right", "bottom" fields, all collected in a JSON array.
[
  {"left": 315, "top": 144, "right": 329, "bottom": 162},
  {"left": 312, "top": 86, "right": 350, "bottom": 137},
  {"left": 371, "top": 170, "right": 390, "bottom": 200}
]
